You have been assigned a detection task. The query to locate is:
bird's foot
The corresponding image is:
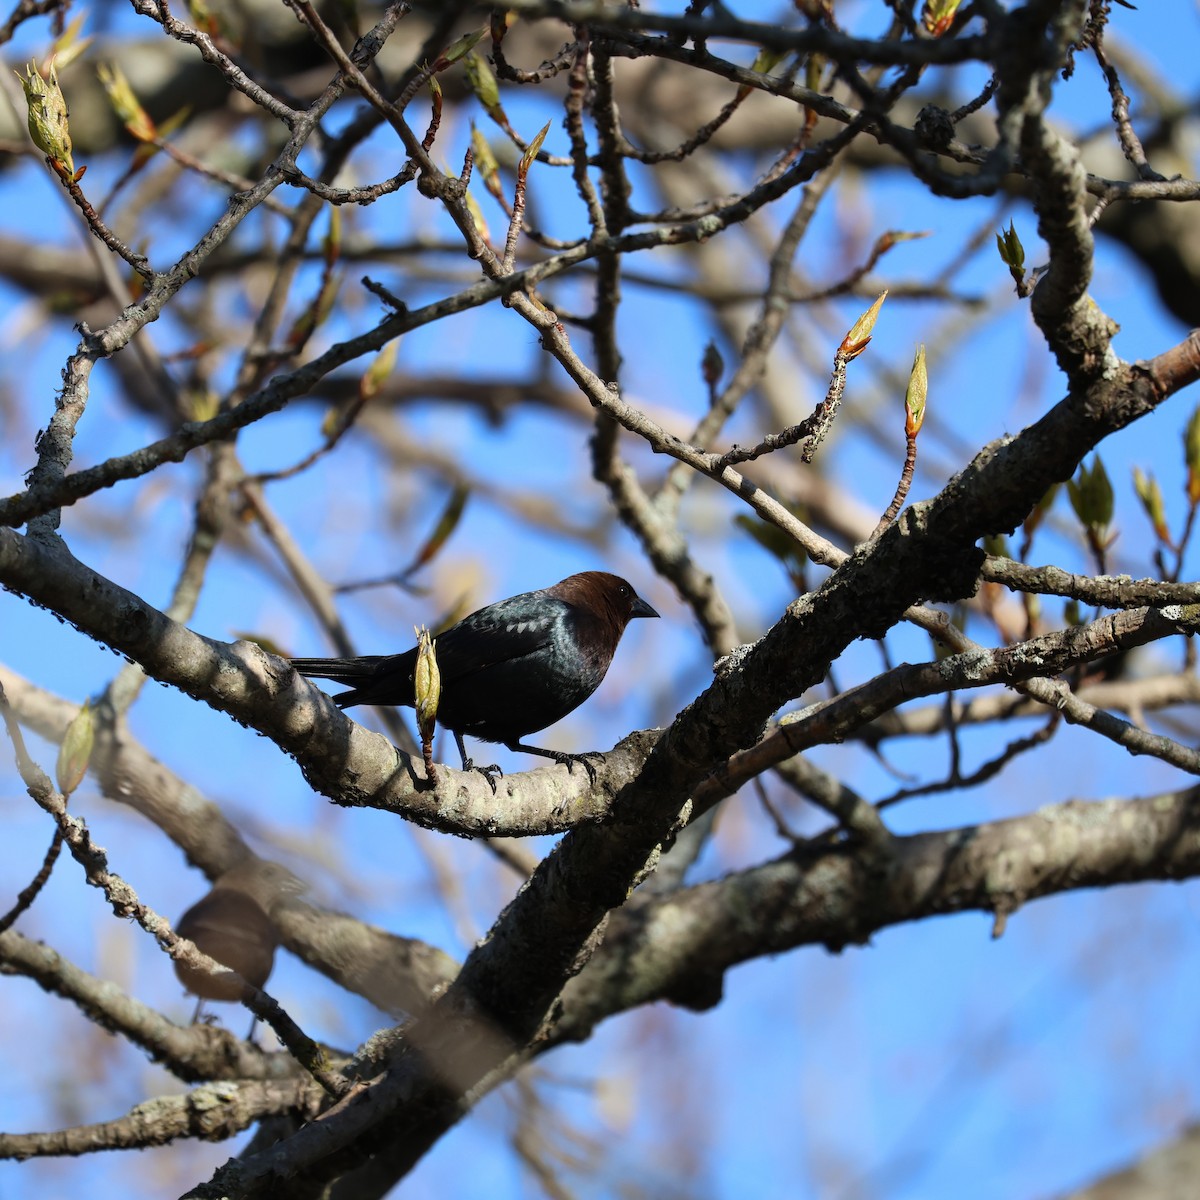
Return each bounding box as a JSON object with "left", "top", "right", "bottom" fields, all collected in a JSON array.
[
  {"left": 505, "top": 741, "right": 606, "bottom": 784},
  {"left": 463, "top": 757, "right": 503, "bottom": 794},
  {"left": 552, "top": 749, "right": 604, "bottom": 785}
]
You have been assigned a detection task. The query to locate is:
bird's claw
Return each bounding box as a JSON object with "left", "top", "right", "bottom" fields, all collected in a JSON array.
[
  {"left": 557, "top": 750, "right": 603, "bottom": 785},
  {"left": 463, "top": 757, "right": 503, "bottom": 794}
]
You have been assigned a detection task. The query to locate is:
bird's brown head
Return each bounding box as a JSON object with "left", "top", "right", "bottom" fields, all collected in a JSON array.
[{"left": 552, "top": 571, "right": 659, "bottom": 632}]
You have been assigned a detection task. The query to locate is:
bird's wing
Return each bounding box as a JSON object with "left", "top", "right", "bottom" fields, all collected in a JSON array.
[{"left": 432, "top": 598, "right": 568, "bottom": 683}]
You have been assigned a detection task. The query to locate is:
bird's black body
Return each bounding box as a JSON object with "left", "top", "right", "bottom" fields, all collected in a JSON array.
[{"left": 291, "top": 571, "right": 658, "bottom": 775}]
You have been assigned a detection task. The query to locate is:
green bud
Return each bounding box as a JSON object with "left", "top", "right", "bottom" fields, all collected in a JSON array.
[
  {"left": 1067, "top": 456, "right": 1114, "bottom": 562},
  {"left": 56, "top": 701, "right": 94, "bottom": 796},
  {"left": 470, "top": 123, "right": 502, "bottom": 199},
  {"left": 905, "top": 344, "right": 927, "bottom": 436},
  {"left": 441, "top": 26, "right": 486, "bottom": 66},
  {"left": 1185, "top": 405, "right": 1200, "bottom": 504},
  {"left": 805, "top": 53, "right": 824, "bottom": 93},
  {"left": 463, "top": 186, "right": 491, "bottom": 243},
  {"left": 97, "top": 62, "right": 156, "bottom": 142},
  {"left": 738, "top": 46, "right": 787, "bottom": 100},
  {"left": 1133, "top": 466, "right": 1169, "bottom": 543},
  {"left": 995, "top": 221, "right": 1025, "bottom": 287},
  {"left": 1022, "top": 482, "right": 1058, "bottom": 544},
  {"left": 323, "top": 207, "right": 341, "bottom": 268},
  {"left": 982, "top": 533, "right": 1010, "bottom": 558},
  {"left": 923, "top": 0, "right": 963, "bottom": 35},
  {"left": 463, "top": 50, "right": 501, "bottom": 115},
  {"left": 407, "top": 487, "right": 469, "bottom": 575},
  {"left": 519, "top": 121, "right": 551, "bottom": 180},
  {"left": 18, "top": 61, "right": 75, "bottom": 174},
  {"left": 841, "top": 290, "right": 887, "bottom": 361},
  {"left": 1067, "top": 456, "right": 1114, "bottom": 531},
  {"left": 184, "top": 388, "right": 219, "bottom": 422},
  {"left": 359, "top": 340, "right": 398, "bottom": 402},
  {"left": 413, "top": 626, "right": 440, "bottom": 744},
  {"left": 48, "top": 13, "right": 93, "bottom": 72},
  {"left": 748, "top": 46, "right": 786, "bottom": 76},
  {"left": 285, "top": 273, "right": 339, "bottom": 349}
]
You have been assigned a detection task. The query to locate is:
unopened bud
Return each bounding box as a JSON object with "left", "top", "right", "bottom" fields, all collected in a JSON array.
[
  {"left": 982, "top": 532, "right": 1009, "bottom": 559},
  {"left": 464, "top": 50, "right": 501, "bottom": 115},
  {"left": 738, "top": 46, "right": 785, "bottom": 100},
  {"left": 1185, "top": 406, "right": 1200, "bottom": 505},
  {"left": 805, "top": 53, "right": 824, "bottom": 92},
  {"left": 923, "top": 0, "right": 962, "bottom": 36},
  {"left": 359, "top": 339, "right": 398, "bottom": 402},
  {"left": 470, "top": 124, "right": 502, "bottom": 199},
  {"left": 905, "top": 344, "right": 927, "bottom": 437},
  {"left": 1067, "top": 455, "right": 1114, "bottom": 556},
  {"left": 18, "top": 61, "right": 74, "bottom": 174},
  {"left": 440, "top": 26, "right": 486, "bottom": 67},
  {"left": 1023, "top": 482, "right": 1058, "bottom": 543},
  {"left": 97, "top": 62, "right": 156, "bottom": 142},
  {"left": 413, "top": 625, "right": 440, "bottom": 743},
  {"left": 56, "top": 701, "right": 94, "bottom": 796},
  {"left": 996, "top": 221, "right": 1026, "bottom": 288},
  {"left": 463, "top": 187, "right": 491, "bottom": 244},
  {"left": 1133, "top": 467, "right": 1169, "bottom": 543},
  {"left": 519, "top": 120, "right": 551, "bottom": 179},
  {"left": 841, "top": 290, "right": 887, "bottom": 361}
]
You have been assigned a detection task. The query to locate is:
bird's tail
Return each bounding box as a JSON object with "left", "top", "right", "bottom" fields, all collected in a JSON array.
[
  {"left": 290, "top": 656, "right": 386, "bottom": 682},
  {"left": 291, "top": 657, "right": 388, "bottom": 710}
]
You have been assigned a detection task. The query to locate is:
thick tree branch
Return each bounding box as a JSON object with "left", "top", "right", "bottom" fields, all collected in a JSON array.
[
  {"left": 0, "top": 928, "right": 294, "bottom": 1084},
  {"left": 0, "top": 1076, "right": 323, "bottom": 1159},
  {"left": 553, "top": 784, "right": 1200, "bottom": 1038}
]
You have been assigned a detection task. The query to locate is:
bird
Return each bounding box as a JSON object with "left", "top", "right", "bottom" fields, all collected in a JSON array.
[
  {"left": 174, "top": 860, "right": 299, "bottom": 1030},
  {"left": 290, "top": 571, "right": 659, "bottom": 783}
]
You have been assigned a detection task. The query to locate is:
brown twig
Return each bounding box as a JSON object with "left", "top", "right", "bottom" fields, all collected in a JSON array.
[
  {"left": 49, "top": 158, "right": 155, "bottom": 281},
  {"left": 0, "top": 826, "right": 63, "bottom": 934},
  {"left": 0, "top": 683, "right": 65, "bottom": 933},
  {"left": 877, "top": 711, "right": 1060, "bottom": 810},
  {"left": 871, "top": 431, "right": 918, "bottom": 538},
  {"left": 0, "top": 0, "right": 63, "bottom": 45}
]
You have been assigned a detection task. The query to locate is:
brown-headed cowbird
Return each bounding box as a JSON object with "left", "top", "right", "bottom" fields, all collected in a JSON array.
[
  {"left": 291, "top": 571, "right": 658, "bottom": 781},
  {"left": 174, "top": 861, "right": 298, "bottom": 1026}
]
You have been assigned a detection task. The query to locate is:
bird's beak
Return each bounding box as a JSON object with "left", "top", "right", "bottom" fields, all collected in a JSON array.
[{"left": 631, "top": 596, "right": 659, "bottom": 620}]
